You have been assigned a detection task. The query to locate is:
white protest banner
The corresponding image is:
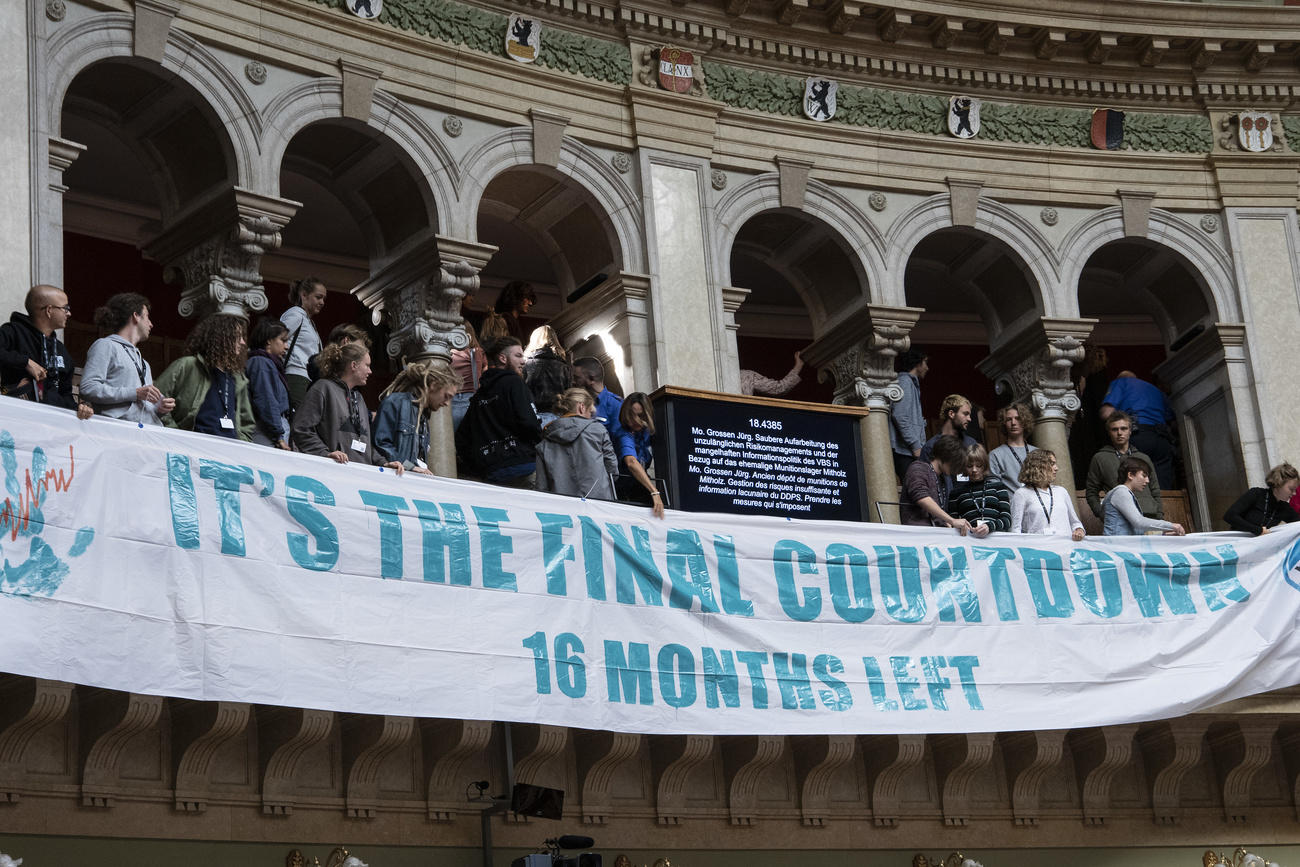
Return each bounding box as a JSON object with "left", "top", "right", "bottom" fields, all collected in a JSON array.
[{"left": 1, "top": 398, "right": 1298, "bottom": 735}]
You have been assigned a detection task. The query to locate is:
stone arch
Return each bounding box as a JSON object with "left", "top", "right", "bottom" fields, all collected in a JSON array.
[
  {"left": 459, "top": 126, "right": 644, "bottom": 275},
  {"left": 260, "top": 80, "right": 456, "bottom": 236},
  {"left": 883, "top": 193, "right": 1059, "bottom": 316},
  {"left": 1059, "top": 207, "right": 1239, "bottom": 338},
  {"left": 714, "top": 173, "right": 887, "bottom": 324},
  {"left": 45, "top": 14, "right": 259, "bottom": 190}
]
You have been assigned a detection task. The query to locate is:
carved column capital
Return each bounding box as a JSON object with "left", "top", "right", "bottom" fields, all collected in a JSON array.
[
  {"left": 803, "top": 305, "right": 922, "bottom": 409},
  {"left": 144, "top": 187, "right": 300, "bottom": 318},
  {"left": 979, "top": 317, "right": 1096, "bottom": 421},
  {"left": 353, "top": 235, "right": 498, "bottom": 363}
]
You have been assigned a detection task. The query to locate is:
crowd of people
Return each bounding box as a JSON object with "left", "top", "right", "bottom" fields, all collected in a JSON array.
[
  {"left": 0, "top": 282, "right": 664, "bottom": 519},
  {"left": 2, "top": 280, "right": 1297, "bottom": 538},
  {"left": 888, "top": 344, "right": 1298, "bottom": 539}
]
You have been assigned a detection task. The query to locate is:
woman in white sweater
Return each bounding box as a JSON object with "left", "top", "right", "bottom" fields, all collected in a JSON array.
[{"left": 1010, "top": 449, "right": 1085, "bottom": 540}]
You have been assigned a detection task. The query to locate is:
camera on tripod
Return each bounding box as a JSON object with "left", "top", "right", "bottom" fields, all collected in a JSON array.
[{"left": 510, "top": 835, "right": 601, "bottom": 867}]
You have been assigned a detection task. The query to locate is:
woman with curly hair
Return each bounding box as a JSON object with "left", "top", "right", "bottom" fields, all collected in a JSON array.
[
  {"left": 372, "top": 360, "right": 462, "bottom": 474},
  {"left": 1010, "top": 448, "right": 1085, "bottom": 540},
  {"left": 292, "top": 341, "right": 403, "bottom": 472},
  {"left": 156, "top": 314, "right": 254, "bottom": 440}
]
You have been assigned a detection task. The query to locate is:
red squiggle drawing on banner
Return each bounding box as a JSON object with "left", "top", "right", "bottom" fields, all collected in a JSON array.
[{"left": 0, "top": 445, "right": 75, "bottom": 542}]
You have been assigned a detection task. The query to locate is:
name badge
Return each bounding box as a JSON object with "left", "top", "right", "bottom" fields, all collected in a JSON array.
[
  {"left": 351, "top": 438, "right": 367, "bottom": 453},
  {"left": 415, "top": 458, "right": 428, "bottom": 470},
  {"left": 219, "top": 417, "right": 235, "bottom": 430},
  {"left": 53, "top": 357, "right": 66, "bottom": 369}
]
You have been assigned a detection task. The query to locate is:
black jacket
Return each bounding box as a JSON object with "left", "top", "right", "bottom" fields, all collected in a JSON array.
[
  {"left": 524, "top": 347, "right": 572, "bottom": 414},
  {"left": 455, "top": 367, "right": 543, "bottom": 477},
  {"left": 0, "top": 312, "right": 77, "bottom": 410}
]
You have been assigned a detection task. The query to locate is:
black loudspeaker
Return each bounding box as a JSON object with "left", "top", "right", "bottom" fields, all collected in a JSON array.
[{"left": 511, "top": 782, "right": 565, "bottom": 820}]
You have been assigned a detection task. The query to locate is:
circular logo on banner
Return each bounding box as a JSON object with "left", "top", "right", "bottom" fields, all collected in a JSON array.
[{"left": 1282, "top": 536, "right": 1300, "bottom": 591}]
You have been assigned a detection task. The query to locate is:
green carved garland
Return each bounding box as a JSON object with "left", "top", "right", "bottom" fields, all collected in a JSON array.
[
  {"left": 303, "top": 0, "right": 631, "bottom": 85},
  {"left": 300, "top": 0, "right": 1276, "bottom": 155},
  {"left": 704, "top": 62, "right": 1214, "bottom": 154}
]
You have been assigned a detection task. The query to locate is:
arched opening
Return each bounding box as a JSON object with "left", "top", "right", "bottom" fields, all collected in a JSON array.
[
  {"left": 1074, "top": 238, "right": 1227, "bottom": 522},
  {"left": 475, "top": 165, "right": 622, "bottom": 340},
  {"left": 904, "top": 227, "right": 1042, "bottom": 441},
  {"left": 59, "top": 57, "right": 238, "bottom": 374},
  {"left": 269, "top": 119, "right": 440, "bottom": 400},
  {"left": 729, "top": 208, "right": 866, "bottom": 402}
]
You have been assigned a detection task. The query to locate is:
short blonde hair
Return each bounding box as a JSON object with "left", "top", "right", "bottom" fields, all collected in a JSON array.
[
  {"left": 1265, "top": 462, "right": 1299, "bottom": 490},
  {"left": 556, "top": 387, "right": 594, "bottom": 416},
  {"left": 937, "top": 393, "right": 970, "bottom": 425},
  {"left": 1019, "top": 448, "right": 1058, "bottom": 489}
]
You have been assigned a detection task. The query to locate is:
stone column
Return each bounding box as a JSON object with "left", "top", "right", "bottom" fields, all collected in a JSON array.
[
  {"left": 352, "top": 234, "right": 497, "bottom": 478},
  {"left": 804, "top": 304, "right": 923, "bottom": 524},
  {"left": 550, "top": 272, "right": 655, "bottom": 395},
  {"left": 39, "top": 137, "right": 87, "bottom": 290},
  {"left": 718, "top": 286, "right": 750, "bottom": 395},
  {"left": 978, "top": 317, "right": 1096, "bottom": 490},
  {"left": 144, "top": 187, "right": 301, "bottom": 318}
]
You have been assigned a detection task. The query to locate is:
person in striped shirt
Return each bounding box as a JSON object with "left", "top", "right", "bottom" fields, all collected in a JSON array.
[{"left": 950, "top": 443, "right": 1011, "bottom": 537}]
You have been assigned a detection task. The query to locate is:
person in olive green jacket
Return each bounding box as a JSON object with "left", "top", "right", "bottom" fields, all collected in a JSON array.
[
  {"left": 1084, "top": 411, "right": 1163, "bottom": 521},
  {"left": 156, "top": 314, "right": 256, "bottom": 441}
]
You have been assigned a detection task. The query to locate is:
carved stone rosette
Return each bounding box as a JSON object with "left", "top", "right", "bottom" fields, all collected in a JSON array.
[
  {"left": 145, "top": 188, "right": 300, "bottom": 319},
  {"left": 353, "top": 236, "right": 498, "bottom": 364}
]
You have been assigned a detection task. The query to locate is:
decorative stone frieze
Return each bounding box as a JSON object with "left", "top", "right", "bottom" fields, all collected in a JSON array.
[
  {"left": 702, "top": 62, "right": 1213, "bottom": 153},
  {"left": 144, "top": 187, "right": 300, "bottom": 319},
  {"left": 352, "top": 235, "right": 497, "bottom": 363}
]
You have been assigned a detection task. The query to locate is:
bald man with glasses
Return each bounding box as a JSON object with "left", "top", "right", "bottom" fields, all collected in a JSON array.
[{"left": 0, "top": 284, "right": 93, "bottom": 418}]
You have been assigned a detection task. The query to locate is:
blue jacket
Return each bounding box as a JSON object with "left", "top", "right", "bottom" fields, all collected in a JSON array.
[
  {"left": 373, "top": 393, "right": 429, "bottom": 469},
  {"left": 245, "top": 352, "right": 291, "bottom": 442}
]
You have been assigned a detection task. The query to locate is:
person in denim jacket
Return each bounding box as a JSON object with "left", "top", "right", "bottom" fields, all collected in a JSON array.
[{"left": 373, "top": 360, "right": 462, "bottom": 473}]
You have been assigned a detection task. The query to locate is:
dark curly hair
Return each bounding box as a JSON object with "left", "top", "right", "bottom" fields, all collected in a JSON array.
[{"left": 186, "top": 314, "right": 248, "bottom": 373}]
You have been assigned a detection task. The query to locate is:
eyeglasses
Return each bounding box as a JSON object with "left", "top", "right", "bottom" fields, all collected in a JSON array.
[{"left": 45, "top": 305, "right": 71, "bottom": 313}]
